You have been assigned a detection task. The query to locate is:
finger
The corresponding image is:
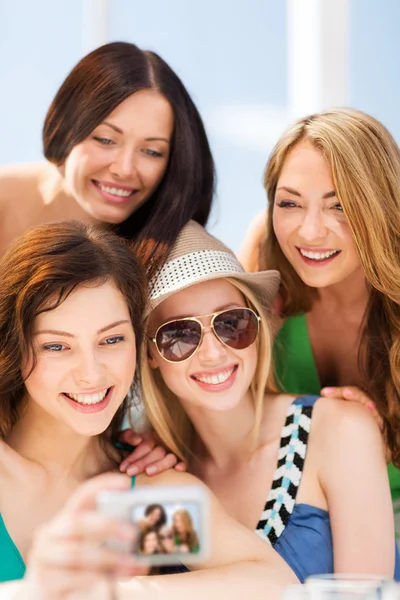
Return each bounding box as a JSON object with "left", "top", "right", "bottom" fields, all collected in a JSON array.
[
  {"left": 126, "top": 446, "right": 168, "bottom": 476},
  {"left": 35, "top": 540, "right": 140, "bottom": 575},
  {"left": 48, "top": 511, "right": 137, "bottom": 544},
  {"left": 119, "top": 429, "right": 143, "bottom": 447},
  {"left": 64, "top": 473, "right": 131, "bottom": 513},
  {"left": 174, "top": 461, "right": 188, "bottom": 472},
  {"left": 142, "top": 452, "right": 180, "bottom": 476},
  {"left": 321, "top": 386, "right": 349, "bottom": 398},
  {"left": 321, "top": 386, "right": 372, "bottom": 405}
]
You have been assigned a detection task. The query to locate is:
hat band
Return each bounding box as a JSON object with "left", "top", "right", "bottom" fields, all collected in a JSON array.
[{"left": 150, "top": 250, "right": 244, "bottom": 300}]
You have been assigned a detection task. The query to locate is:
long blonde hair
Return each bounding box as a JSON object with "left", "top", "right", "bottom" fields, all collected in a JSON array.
[
  {"left": 263, "top": 107, "right": 400, "bottom": 464},
  {"left": 140, "top": 278, "right": 276, "bottom": 464}
]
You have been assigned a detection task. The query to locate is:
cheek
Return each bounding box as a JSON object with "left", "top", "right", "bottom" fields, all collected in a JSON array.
[
  {"left": 116, "top": 346, "right": 138, "bottom": 383},
  {"left": 140, "top": 159, "right": 168, "bottom": 188},
  {"left": 157, "top": 362, "right": 185, "bottom": 394},
  {"left": 24, "top": 360, "right": 57, "bottom": 399},
  {"left": 272, "top": 208, "right": 287, "bottom": 245}
]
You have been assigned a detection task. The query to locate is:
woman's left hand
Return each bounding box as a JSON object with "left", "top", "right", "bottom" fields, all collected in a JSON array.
[
  {"left": 320, "top": 385, "right": 391, "bottom": 461},
  {"left": 118, "top": 429, "right": 187, "bottom": 477}
]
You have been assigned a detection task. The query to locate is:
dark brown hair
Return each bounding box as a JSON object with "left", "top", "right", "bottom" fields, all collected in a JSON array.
[
  {"left": 0, "top": 220, "right": 147, "bottom": 449},
  {"left": 43, "top": 42, "right": 216, "bottom": 275}
]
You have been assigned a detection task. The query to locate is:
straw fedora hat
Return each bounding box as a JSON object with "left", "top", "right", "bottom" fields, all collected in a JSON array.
[{"left": 149, "top": 221, "right": 280, "bottom": 311}]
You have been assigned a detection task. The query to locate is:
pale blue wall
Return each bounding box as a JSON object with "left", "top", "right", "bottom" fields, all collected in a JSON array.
[{"left": 0, "top": 0, "right": 399, "bottom": 250}]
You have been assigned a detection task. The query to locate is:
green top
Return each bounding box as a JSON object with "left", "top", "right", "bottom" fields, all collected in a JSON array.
[
  {"left": 274, "top": 314, "right": 400, "bottom": 504},
  {"left": 274, "top": 314, "right": 321, "bottom": 395},
  {"left": 0, "top": 514, "right": 25, "bottom": 582}
]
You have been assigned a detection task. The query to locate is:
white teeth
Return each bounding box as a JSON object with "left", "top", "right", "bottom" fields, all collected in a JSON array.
[
  {"left": 98, "top": 184, "right": 132, "bottom": 197},
  {"left": 300, "top": 249, "right": 339, "bottom": 261},
  {"left": 194, "top": 368, "right": 234, "bottom": 385},
  {"left": 65, "top": 389, "right": 108, "bottom": 405}
]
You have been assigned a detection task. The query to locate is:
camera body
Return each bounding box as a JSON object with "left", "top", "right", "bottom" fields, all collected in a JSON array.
[{"left": 97, "top": 484, "right": 210, "bottom": 566}]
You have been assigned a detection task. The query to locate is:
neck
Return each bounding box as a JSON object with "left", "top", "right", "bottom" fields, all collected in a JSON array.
[
  {"left": 6, "top": 398, "right": 112, "bottom": 482},
  {"left": 315, "top": 267, "right": 369, "bottom": 316},
  {"left": 183, "top": 390, "right": 258, "bottom": 471}
]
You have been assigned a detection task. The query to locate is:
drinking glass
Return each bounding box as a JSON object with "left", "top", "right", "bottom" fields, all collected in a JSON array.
[{"left": 304, "top": 574, "right": 391, "bottom": 600}]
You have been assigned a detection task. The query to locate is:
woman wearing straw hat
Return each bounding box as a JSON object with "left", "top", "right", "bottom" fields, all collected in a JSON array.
[{"left": 136, "top": 220, "right": 399, "bottom": 582}]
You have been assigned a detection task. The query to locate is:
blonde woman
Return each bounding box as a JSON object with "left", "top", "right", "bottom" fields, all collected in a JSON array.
[
  {"left": 137, "top": 220, "right": 400, "bottom": 582},
  {"left": 238, "top": 108, "right": 400, "bottom": 517},
  {"left": 172, "top": 509, "right": 200, "bottom": 553}
]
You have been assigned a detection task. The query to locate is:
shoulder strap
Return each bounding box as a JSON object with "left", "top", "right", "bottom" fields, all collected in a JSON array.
[{"left": 255, "top": 396, "right": 317, "bottom": 545}]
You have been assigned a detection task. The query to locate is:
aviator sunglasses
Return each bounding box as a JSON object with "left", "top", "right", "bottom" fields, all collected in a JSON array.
[{"left": 150, "top": 307, "right": 261, "bottom": 363}]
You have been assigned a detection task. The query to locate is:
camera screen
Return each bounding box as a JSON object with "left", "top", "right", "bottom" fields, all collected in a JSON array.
[{"left": 131, "top": 502, "right": 201, "bottom": 556}]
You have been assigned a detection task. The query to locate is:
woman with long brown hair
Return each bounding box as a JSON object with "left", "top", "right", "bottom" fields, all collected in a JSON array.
[{"left": 238, "top": 108, "right": 400, "bottom": 518}]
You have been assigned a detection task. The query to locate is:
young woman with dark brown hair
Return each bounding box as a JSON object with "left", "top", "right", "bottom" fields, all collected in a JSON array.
[{"left": 0, "top": 41, "right": 215, "bottom": 274}]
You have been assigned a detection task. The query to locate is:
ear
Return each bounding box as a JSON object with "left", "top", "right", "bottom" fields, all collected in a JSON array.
[{"left": 147, "top": 342, "right": 159, "bottom": 370}]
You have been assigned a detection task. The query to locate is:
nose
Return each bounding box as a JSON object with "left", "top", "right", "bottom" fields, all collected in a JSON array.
[
  {"left": 110, "top": 146, "right": 136, "bottom": 179},
  {"left": 298, "top": 207, "right": 328, "bottom": 242},
  {"left": 73, "top": 349, "right": 106, "bottom": 387},
  {"left": 197, "top": 326, "right": 227, "bottom": 363}
]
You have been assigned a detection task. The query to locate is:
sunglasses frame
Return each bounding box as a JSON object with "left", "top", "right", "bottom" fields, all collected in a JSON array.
[{"left": 149, "top": 307, "right": 261, "bottom": 363}]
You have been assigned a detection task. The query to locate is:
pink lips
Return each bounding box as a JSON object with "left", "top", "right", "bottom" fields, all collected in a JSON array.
[
  {"left": 296, "top": 247, "right": 341, "bottom": 268},
  {"left": 92, "top": 180, "right": 137, "bottom": 205},
  {"left": 191, "top": 365, "right": 238, "bottom": 393},
  {"left": 62, "top": 387, "right": 112, "bottom": 414}
]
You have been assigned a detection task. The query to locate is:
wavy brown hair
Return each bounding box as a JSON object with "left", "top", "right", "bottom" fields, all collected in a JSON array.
[
  {"left": 0, "top": 221, "right": 147, "bottom": 453},
  {"left": 263, "top": 107, "right": 400, "bottom": 465}
]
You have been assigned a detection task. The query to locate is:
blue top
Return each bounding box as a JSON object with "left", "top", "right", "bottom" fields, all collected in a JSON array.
[{"left": 255, "top": 395, "right": 400, "bottom": 582}]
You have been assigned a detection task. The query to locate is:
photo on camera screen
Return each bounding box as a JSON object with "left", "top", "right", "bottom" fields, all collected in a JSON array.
[
  {"left": 97, "top": 484, "right": 210, "bottom": 566},
  {"left": 133, "top": 502, "right": 201, "bottom": 557}
]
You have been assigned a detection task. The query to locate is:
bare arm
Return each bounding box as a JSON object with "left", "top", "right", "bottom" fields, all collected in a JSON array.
[
  {"left": 237, "top": 209, "right": 268, "bottom": 272},
  {"left": 317, "top": 399, "right": 395, "bottom": 575},
  {"left": 5, "top": 471, "right": 296, "bottom": 599}
]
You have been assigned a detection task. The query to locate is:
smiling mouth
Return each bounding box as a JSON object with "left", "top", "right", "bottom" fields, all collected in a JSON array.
[
  {"left": 191, "top": 366, "right": 237, "bottom": 386},
  {"left": 92, "top": 181, "right": 137, "bottom": 198},
  {"left": 63, "top": 387, "right": 111, "bottom": 406},
  {"left": 298, "top": 248, "right": 341, "bottom": 262}
]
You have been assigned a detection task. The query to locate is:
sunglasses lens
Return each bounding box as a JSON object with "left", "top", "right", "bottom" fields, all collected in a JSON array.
[
  {"left": 214, "top": 309, "right": 259, "bottom": 350},
  {"left": 156, "top": 319, "right": 202, "bottom": 362}
]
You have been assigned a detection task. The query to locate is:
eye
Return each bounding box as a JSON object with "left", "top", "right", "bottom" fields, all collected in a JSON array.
[
  {"left": 332, "top": 203, "right": 343, "bottom": 212},
  {"left": 92, "top": 136, "right": 114, "bottom": 146},
  {"left": 276, "top": 200, "right": 299, "bottom": 209},
  {"left": 42, "top": 343, "right": 67, "bottom": 352},
  {"left": 143, "top": 149, "right": 163, "bottom": 158},
  {"left": 101, "top": 335, "right": 125, "bottom": 346}
]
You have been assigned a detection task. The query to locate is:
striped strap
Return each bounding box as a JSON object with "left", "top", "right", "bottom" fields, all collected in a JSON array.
[{"left": 255, "top": 401, "right": 313, "bottom": 545}]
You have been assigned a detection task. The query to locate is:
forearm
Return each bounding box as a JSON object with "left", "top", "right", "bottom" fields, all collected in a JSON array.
[{"left": 115, "top": 561, "right": 292, "bottom": 600}]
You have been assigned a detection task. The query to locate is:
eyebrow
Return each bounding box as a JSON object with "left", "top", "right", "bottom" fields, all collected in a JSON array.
[
  {"left": 102, "top": 121, "right": 170, "bottom": 144},
  {"left": 35, "top": 320, "right": 131, "bottom": 338},
  {"left": 276, "top": 186, "right": 336, "bottom": 199}
]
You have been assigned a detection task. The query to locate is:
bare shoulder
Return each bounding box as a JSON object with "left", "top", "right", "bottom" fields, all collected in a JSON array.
[
  {"left": 136, "top": 470, "right": 204, "bottom": 489},
  {"left": 0, "top": 162, "right": 48, "bottom": 204},
  {"left": 312, "top": 396, "right": 383, "bottom": 452},
  {"left": 237, "top": 209, "right": 268, "bottom": 271}
]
